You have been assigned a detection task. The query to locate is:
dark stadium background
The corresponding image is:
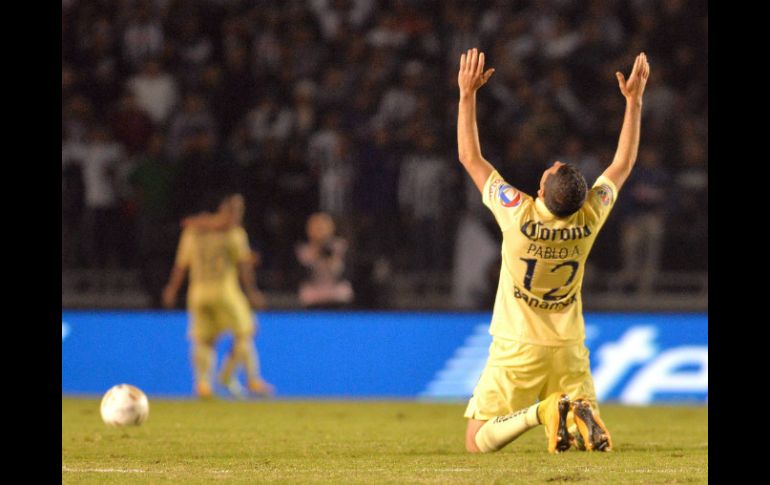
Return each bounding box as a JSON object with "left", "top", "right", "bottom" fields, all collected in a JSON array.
[{"left": 61, "top": 0, "right": 707, "bottom": 313}]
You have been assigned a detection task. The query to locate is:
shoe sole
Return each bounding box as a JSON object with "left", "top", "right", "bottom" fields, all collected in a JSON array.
[
  {"left": 572, "top": 399, "right": 612, "bottom": 451},
  {"left": 547, "top": 394, "right": 573, "bottom": 454}
]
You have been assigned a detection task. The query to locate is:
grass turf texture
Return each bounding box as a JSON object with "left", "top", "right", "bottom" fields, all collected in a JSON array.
[{"left": 62, "top": 398, "right": 707, "bottom": 484}]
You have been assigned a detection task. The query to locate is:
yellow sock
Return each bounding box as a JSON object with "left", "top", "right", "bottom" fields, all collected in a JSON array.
[
  {"left": 233, "top": 337, "right": 261, "bottom": 382},
  {"left": 219, "top": 352, "right": 236, "bottom": 383},
  {"left": 192, "top": 342, "right": 215, "bottom": 386},
  {"left": 536, "top": 392, "right": 557, "bottom": 424},
  {"left": 475, "top": 404, "right": 540, "bottom": 453}
]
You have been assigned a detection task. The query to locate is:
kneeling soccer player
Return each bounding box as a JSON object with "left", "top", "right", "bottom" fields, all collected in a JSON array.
[{"left": 455, "top": 48, "right": 649, "bottom": 452}]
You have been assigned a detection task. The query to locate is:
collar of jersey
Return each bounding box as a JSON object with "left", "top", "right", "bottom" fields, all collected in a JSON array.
[{"left": 534, "top": 197, "right": 557, "bottom": 221}]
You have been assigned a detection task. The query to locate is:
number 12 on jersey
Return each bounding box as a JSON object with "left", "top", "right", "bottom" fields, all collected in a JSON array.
[{"left": 519, "top": 258, "right": 579, "bottom": 301}]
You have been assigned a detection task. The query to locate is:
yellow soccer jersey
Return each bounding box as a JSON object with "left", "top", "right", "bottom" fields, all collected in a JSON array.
[
  {"left": 482, "top": 170, "right": 618, "bottom": 346},
  {"left": 174, "top": 226, "right": 252, "bottom": 301}
]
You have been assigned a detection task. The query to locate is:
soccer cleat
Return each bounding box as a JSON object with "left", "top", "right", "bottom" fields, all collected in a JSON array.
[
  {"left": 538, "top": 392, "right": 573, "bottom": 454},
  {"left": 247, "top": 378, "right": 275, "bottom": 397},
  {"left": 195, "top": 381, "right": 213, "bottom": 400},
  {"left": 572, "top": 398, "right": 612, "bottom": 452}
]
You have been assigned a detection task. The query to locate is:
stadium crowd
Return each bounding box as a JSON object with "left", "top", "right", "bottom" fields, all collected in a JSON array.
[{"left": 62, "top": 0, "right": 707, "bottom": 308}]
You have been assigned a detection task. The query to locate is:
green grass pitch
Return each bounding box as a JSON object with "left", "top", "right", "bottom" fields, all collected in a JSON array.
[{"left": 62, "top": 398, "right": 707, "bottom": 484}]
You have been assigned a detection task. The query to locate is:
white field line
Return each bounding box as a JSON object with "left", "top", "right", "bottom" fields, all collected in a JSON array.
[
  {"left": 61, "top": 466, "right": 231, "bottom": 474},
  {"left": 419, "top": 467, "right": 705, "bottom": 474},
  {"left": 62, "top": 466, "right": 148, "bottom": 474}
]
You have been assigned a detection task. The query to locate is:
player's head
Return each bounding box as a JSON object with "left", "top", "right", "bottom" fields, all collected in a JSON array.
[
  {"left": 219, "top": 193, "right": 245, "bottom": 226},
  {"left": 538, "top": 161, "right": 587, "bottom": 218}
]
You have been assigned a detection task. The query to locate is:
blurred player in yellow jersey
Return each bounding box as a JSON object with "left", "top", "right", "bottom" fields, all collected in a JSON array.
[
  {"left": 456, "top": 49, "right": 650, "bottom": 453},
  {"left": 162, "top": 194, "right": 274, "bottom": 399}
]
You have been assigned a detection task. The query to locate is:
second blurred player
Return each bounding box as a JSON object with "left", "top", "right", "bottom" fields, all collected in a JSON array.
[{"left": 163, "top": 194, "right": 274, "bottom": 399}]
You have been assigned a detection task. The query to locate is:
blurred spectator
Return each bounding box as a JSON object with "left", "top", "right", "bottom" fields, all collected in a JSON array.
[
  {"left": 130, "top": 133, "right": 177, "bottom": 306},
  {"left": 243, "top": 96, "right": 294, "bottom": 148},
  {"left": 122, "top": 1, "right": 165, "bottom": 70},
  {"left": 110, "top": 91, "right": 155, "bottom": 156},
  {"left": 310, "top": 0, "right": 376, "bottom": 41},
  {"left": 172, "top": 12, "right": 213, "bottom": 89},
  {"left": 373, "top": 62, "right": 421, "bottom": 128},
  {"left": 616, "top": 147, "right": 669, "bottom": 294},
  {"left": 398, "top": 130, "right": 451, "bottom": 276},
  {"left": 79, "top": 16, "right": 122, "bottom": 119},
  {"left": 173, "top": 128, "right": 238, "bottom": 218},
  {"left": 290, "top": 79, "right": 319, "bottom": 139},
  {"left": 308, "top": 114, "right": 355, "bottom": 228},
  {"left": 215, "top": 45, "right": 257, "bottom": 136},
  {"left": 62, "top": 140, "right": 87, "bottom": 268},
  {"left": 295, "top": 212, "right": 354, "bottom": 308},
  {"left": 668, "top": 132, "right": 708, "bottom": 271},
  {"left": 127, "top": 60, "right": 179, "bottom": 126},
  {"left": 167, "top": 92, "right": 218, "bottom": 159},
  {"left": 64, "top": 126, "right": 128, "bottom": 268},
  {"left": 62, "top": 95, "right": 95, "bottom": 144}
]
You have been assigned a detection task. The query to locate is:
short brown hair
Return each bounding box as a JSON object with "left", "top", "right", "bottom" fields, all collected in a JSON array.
[{"left": 544, "top": 164, "right": 587, "bottom": 218}]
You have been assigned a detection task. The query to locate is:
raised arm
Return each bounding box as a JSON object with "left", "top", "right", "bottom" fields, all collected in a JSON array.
[
  {"left": 181, "top": 211, "right": 233, "bottom": 231},
  {"left": 457, "top": 48, "right": 496, "bottom": 192},
  {"left": 601, "top": 53, "right": 651, "bottom": 191},
  {"left": 162, "top": 230, "right": 191, "bottom": 309},
  {"left": 162, "top": 265, "right": 187, "bottom": 309}
]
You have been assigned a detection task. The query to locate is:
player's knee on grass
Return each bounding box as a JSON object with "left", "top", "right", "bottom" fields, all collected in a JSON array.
[{"left": 465, "top": 419, "right": 486, "bottom": 453}]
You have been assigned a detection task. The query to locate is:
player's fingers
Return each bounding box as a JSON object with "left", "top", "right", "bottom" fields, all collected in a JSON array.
[
  {"left": 466, "top": 49, "right": 473, "bottom": 71},
  {"left": 615, "top": 71, "right": 625, "bottom": 89},
  {"left": 460, "top": 53, "right": 466, "bottom": 71},
  {"left": 483, "top": 68, "right": 495, "bottom": 82},
  {"left": 478, "top": 52, "right": 485, "bottom": 76},
  {"left": 470, "top": 48, "right": 478, "bottom": 74}
]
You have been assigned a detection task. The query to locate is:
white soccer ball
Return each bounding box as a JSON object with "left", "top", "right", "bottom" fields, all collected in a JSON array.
[{"left": 100, "top": 384, "right": 150, "bottom": 427}]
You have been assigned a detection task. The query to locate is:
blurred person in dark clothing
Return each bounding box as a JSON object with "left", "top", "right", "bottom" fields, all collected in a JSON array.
[
  {"left": 65, "top": 125, "right": 128, "bottom": 268},
  {"left": 351, "top": 127, "right": 400, "bottom": 308},
  {"left": 398, "top": 129, "right": 452, "bottom": 277},
  {"left": 668, "top": 135, "right": 707, "bottom": 270},
  {"left": 170, "top": 11, "right": 214, "bottom": 90},
  {"left": 167, "top": 91, "right": 219, "bottom": 159},
  {"left": 121, "top": 1, "right": 165, "bottom": 71},
  {"left": 110, "top": 90, "right": 155, "bottom": 156},
  {"left": 130, "top": 132, "right": 178, "bottom": 307},
  {"left": 616, "top": 146, "right": 669, "bottom": 294},
  {"left": 173, "top": 128, "right": 238, "bottom": 219},
  {"left": 215, "top": 45, "right": 257, "bottom": 136}
]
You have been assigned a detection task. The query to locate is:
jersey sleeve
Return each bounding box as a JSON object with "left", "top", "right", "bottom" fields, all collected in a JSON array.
[
  {"left": 584, "top": 175, "right": 619, "bottom": 226},
  {"left": 482, "top": 170, "right": 531, "bottom": 231},
  {"left": 174, "top": 228, "right": 194, "bottom": 269}
]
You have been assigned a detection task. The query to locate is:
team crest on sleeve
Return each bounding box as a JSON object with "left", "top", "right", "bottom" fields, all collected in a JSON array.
[
  {"left": 596, "top": 184, "right": 613, "bottom": 206},
  {"left": 488, "top": 178, "right": 505, "bottom": 201},
  {"left": 499, "top": 184, "right": 522, "bottom": 207}
]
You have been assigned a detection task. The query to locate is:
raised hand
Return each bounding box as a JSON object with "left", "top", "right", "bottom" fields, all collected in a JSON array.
[
  {"left": 616, "top": 53, "right": 650, "bottom": 102},
  {"left": 458, "top": 48, "right": 495, "bottom": 96}
]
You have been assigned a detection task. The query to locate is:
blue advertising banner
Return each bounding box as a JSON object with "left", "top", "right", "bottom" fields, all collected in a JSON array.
[{"left": 61, "top": 311, "right": 707, "bottom": 404}]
